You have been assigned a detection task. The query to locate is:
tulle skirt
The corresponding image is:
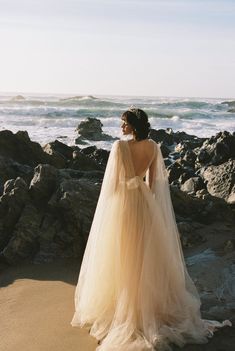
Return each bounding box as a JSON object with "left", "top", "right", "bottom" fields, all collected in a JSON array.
[{"left": 71, "top": 178, "right": 231, "bottom": 350}]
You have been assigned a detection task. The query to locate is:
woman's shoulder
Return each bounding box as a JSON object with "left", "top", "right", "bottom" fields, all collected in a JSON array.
[
  {"left": 147, "top": 138, "right": 158, "bottom": 145},
  {"left": 110, "top": 139, "right": 122, "bottom": 152}
]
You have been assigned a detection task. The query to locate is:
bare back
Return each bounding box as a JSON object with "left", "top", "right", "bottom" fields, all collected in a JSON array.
[{"left": 127, "top": 139, "right": 155, "bottom": 177}]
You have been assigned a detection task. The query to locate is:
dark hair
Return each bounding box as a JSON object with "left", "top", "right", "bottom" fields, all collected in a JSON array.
[{"left": 121, "top": 108, "right": 150, "bottom": 141}]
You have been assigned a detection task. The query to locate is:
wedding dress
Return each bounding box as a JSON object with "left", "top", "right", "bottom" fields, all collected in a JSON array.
[{"left": 71, "top": 139, "right": 231, "bottom": 351}]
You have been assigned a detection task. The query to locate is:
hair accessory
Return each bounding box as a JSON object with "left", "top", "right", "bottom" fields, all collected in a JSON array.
[{"left": 128, "top": 106, "right": 141, "bottom": 119}]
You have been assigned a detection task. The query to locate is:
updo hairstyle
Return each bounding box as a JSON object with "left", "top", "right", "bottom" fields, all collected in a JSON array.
[{"left": 122, "top": 108, "right": 150, "bottom": 141}]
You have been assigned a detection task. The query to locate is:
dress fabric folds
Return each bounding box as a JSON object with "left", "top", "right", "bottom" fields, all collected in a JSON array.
[{"left": 71, "top": 139, "right": 231, "bottom": 351}]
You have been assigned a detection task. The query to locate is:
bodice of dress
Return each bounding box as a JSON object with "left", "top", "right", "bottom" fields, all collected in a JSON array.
[{"left": 118, "top": 140, "right": 155, "bottom": 191}]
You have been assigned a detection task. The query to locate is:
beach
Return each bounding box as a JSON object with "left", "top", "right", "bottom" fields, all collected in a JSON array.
[
  {"left": 0, "top": 259, "right": 98, "bottom": 351},
  {"left": 1, "top": 251, "right": 235, "bottom": 351}
]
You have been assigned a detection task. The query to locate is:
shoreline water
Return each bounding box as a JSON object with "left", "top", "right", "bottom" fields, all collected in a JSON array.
[{"left": 0, "top": 93, "right": 234, "bottom": 149}]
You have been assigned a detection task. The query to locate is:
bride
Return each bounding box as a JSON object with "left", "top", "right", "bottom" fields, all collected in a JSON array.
[{"left": 71, "top": 108, "right": 231, "bottom": 350}]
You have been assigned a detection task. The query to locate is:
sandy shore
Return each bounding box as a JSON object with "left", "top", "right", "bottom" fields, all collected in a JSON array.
[
  {"left": 0, "top": 259, "right": 98, "bottom": 351},
  {"left": 0, "top": 257, "right": 234, "bottom": 351}
]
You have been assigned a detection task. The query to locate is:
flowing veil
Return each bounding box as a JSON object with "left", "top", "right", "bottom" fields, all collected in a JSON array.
[{"left": 71, "top": 139, "right": 231, "bottom": 351}]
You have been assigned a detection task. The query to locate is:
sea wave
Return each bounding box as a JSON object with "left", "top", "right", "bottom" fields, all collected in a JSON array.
[{"left": 0, "top": 94, "right": 234, "bottom": 148}]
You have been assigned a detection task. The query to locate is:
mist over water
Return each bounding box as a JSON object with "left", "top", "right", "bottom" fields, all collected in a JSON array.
[{"left": 0, "top": 93, "right": 234, "bottom": 149}]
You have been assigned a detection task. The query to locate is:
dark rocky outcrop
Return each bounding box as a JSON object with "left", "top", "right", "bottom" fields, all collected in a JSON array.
[
  {"left": 0, "top": 128, "right": 234, "bottom": 266},
  {"left": 201, "top": 160, "right": 235, "bottom": 203},
  {"left": 195, "top": 131, "right": 235, "bottom": 168},
  {"left": 0, "top": 130, "right": 52, "bottom": 167},
  {"left": 43, "top": 140, "right": 74, "bottom": 168},
  {"left": 221, "top": 100, "right": 235, "bottom": 107},
  {"left": 0, "top": 165, "right": 101, "bottom": 265},
  {"left": 75, "top": 117, "right": 116, "bottom": 143}
]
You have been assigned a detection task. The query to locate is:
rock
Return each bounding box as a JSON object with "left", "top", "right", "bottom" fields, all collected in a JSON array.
[
  {"left": 0, "top": 177, "right": 30, "bottom": 251},
  {"left": 167, "top": 159, "right": 195, "bottom": 184},
  {"left": 81, "top": 147, "right": 109, "bottom": 171},
  {"left": 221, "top": 100, "right": 235, "bottom": 107},
  {"left": 227, "top": 193, "right": 235, "bottom": 205},
  {"left": 149, "top": 128, "right": 174, "bottom": 145},
  {"left": 180, "top": 177, "right": 205, "bottom": 194},
  {"left": 167, "top": 162, "right": 185, "bottom": 183},
  {"left": 228, "top": 109, "right": 235, "bottom": 113},
  {"left": 195, "top": 131, "right": 235, "bottom": 168},
  {"left": 195, "top": 189, "right": 210, "bottom": 199},
  {"left": 183, "top": 149, "right": 197, "bottom": 165},
  {"left": 29, "top": 164, "right": 58, "bottom": 205},
  {"left": 81, "top": 145, "right": 97, "bottom": 155},
  {"left": 46, "top": 178, "right": 100, "bottom": 260},
  {"left": 70, "top": 150, "right": 103, "bottom": 171},
  {"left": 0, "top": 130, "right": 52, "bottom": 167},
  {"left": 76, "top": 117, "right": 115, "bottom": 142},
  {"left": 58, "top": 168, "right": 104, "bottom": 182},
  {"left": 170, "top": 186, "right": 234, "bottom": 224},
  {"left": 0, "top": 156, "right": 33, "bottom": 195},
  {"left": 1, "top": 204, "right": 42, "bottom": 264},
  {"left": 0, "top": 165, "right": 103, "bottom": 265},
  {"left": 173, "top": 131, "right": 205, "bottom": 146},
  {"left": 43, "top": 140, "right": 73, "bottom": 160},
  {"left": 1, "top": 128, "right": 234, "bottom": 267},
  {"left": 43, "top": 140, "right": 74, "bottom": 168},
  {"left": 201, "top": 160, "right": 235, "bottom": 202}
]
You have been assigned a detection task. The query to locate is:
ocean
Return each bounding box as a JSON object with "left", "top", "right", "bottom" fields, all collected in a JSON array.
[{"left": 0, "top": 93, "right": 234, "bottom": 150}]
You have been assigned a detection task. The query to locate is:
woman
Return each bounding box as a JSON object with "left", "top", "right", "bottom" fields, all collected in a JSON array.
[{"left": 71, "top": 108, "right": 231, "bottom": 351}]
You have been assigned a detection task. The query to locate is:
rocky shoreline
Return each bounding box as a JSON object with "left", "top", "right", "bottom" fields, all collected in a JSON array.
[
  {"left": 0, "top": 121, "right": 234, "bottom": 263},
  {"left": 0, "top": 120, "right": 235, "bottom": 328}
]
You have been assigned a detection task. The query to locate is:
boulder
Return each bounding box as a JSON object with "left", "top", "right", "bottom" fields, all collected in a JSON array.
[
  {"left": 170, "top": 186, "right": 234, "bottom": 224},
  {"left": 221, "top": 100, "right": 235, "bottom": 107},
  {"left": 0, "top": 177, "right": 30, "bottom": 251},
  {"left": 0, "top": 156, "right": 33, "bottom": 195},
  {"left": 70, "top": 150, "right": 103, "bottom": 171},
  {"left": 173, "top": 131, "right": 205, "bottom": 147},
  {"left": 180, "top": 176, "right": 205, "bottom": 194},
  {"left": 76, "top": 117, "right": 115, "bottom": 142},
  {"left": 149, "top": 128, "right": 174, "bottom": 145},
  {"left": 43, "top": 140, "right": 74, "bottom": 168},
  {"left": 0, "top": 130, "right": 52, "bottom": 167},
  {"left": 0, "top": 167, "right": 102, "bottom": 265},
  {"left": 1, "top": 204, "right": 42, "bottom": 264},
  {"left": 29, "top": 164, "right": 58, "bottom": 205},
  {"left": 201, "top": 159, "right": 235, "bottom": 203},
  {"left": 43, "top": 140, "right": 73, "bottom": 160},
  {"left": 167, "top": 159, "right": 195, "bottom": 184},
  {"left": 195, "top": 131, "right": 235, "bottom": 168},
  {"left": 80, "top": 147, "right": 109, "bottom": 171}
]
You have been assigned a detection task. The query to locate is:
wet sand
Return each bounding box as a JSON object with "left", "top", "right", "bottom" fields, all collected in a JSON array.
[
  {"left": 0, "top": 255, "right": 234, "bottom": 351},
  {"left": 0, "top": 259, "right": 98, "bottom": 351}
]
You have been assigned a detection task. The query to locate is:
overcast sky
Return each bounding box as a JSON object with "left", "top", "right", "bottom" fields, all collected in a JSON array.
[{"left": 0, "top": 0, "right": 234, "bottom": 98}]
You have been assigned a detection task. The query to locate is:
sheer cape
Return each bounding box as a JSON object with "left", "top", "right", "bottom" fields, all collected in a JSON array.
[{"left": 71, "top": 139, "right": 231, "bottom": 351}]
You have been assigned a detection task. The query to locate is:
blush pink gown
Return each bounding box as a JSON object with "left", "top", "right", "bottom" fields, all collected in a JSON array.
[{"left": 71, "top": 139, "right": 231, "bottom": 351}]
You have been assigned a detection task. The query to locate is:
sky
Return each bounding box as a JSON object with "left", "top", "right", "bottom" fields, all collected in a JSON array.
[{"left": 0, "top": 0, "right": 235, "bottom": 98}]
